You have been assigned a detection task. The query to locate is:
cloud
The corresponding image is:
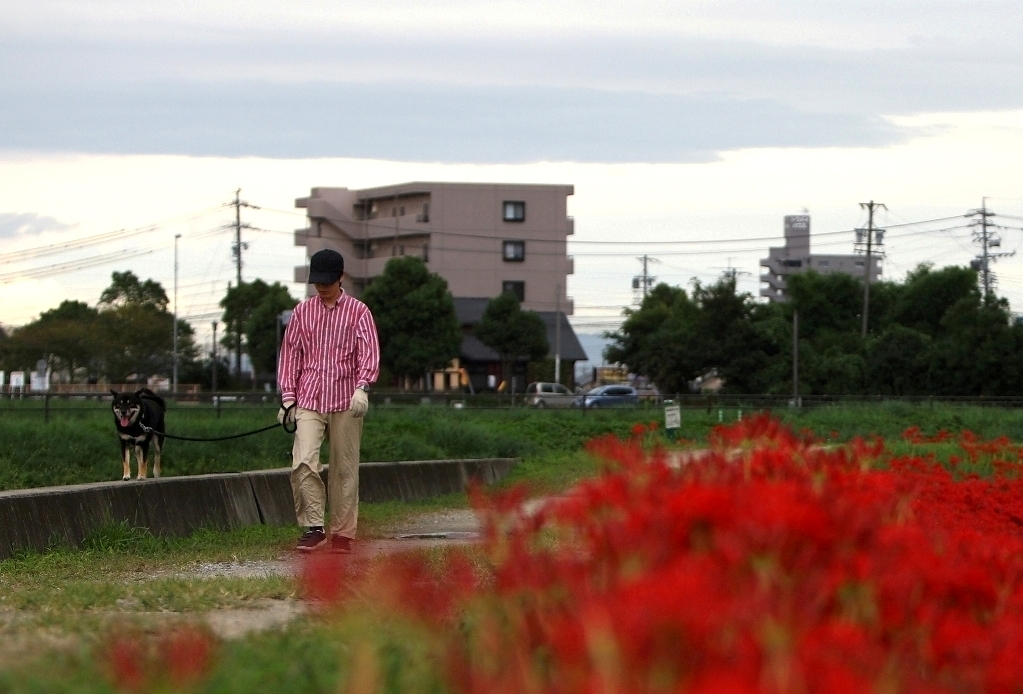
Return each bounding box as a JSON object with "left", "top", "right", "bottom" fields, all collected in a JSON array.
[
  {"left": 0, "top": 82, "right": 909, "bottom": 163},
  {"left": 3, "top": 3, "right": 1023, "bottom": 162},
  {"left": 0, "top": 212, "right": 71, "bottom": 238}
]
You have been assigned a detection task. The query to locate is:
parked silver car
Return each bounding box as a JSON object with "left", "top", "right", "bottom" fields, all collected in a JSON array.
[
  {"left": 525, "top": 382, "right": 575, "bottom": 408},
  {"left": 573, "top": 385, "right": 640, "bottom": 408}
]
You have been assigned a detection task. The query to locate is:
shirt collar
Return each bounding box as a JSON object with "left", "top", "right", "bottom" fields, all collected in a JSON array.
[{"left": 316, "top": 289, "right": 346, "bottom": 310}]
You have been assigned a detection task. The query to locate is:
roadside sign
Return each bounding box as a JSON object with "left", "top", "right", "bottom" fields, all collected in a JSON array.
[{"left": 664, "top": 402, "right": 681, "bottom": 439}]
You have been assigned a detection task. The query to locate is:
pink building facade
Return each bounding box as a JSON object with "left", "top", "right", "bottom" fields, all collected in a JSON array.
[{"left": 294, "top": 182, "right": 575, "bottom": 316}]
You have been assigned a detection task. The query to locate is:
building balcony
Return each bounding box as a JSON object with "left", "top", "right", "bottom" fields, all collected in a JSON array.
[
  {"left": 303, "top": 197, "right": 348, "bottom": 224},
  {"left": 294, "top": 228, "right": 309, "bottom": 247},
  {"left": 294, "top": 265, "right": 309, "bottom": 283},
  {"left": 567, "top": 255, "right": 574, "bottom": 275},
  {"left": 566, "top": 216, "right": 574, "bottom": 235},
  {"left": 760, "top": 273, "right": 786, "bottom": 291}
]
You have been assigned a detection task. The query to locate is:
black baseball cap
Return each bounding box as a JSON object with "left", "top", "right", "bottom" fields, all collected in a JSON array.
[{"left": 308, "top": 249, "right": 345, "bottom": 284}]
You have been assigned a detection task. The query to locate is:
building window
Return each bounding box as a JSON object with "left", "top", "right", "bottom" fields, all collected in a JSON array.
[
  {"left": 818, "top": 260, "right": 829, "bottom": 267},
  {"left": 503, "top": 240, "right": 525, "bottom": 262},
  {"left": 503, "top": 201, "right": 525, "bottom": 222},
  {"left": 782, "top": 259, "right": 802, "bottom": 268},
  {"left": 502, "top": 281, "right": 525, "bottom": 302}
]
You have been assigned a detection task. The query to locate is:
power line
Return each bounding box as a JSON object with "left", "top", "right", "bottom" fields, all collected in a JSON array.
[
  {"left": 0, "top": 248, "right": 156, "bottom": 284},
  {"left": 0, "top": 205, "right": 226, "bottom": 264}
]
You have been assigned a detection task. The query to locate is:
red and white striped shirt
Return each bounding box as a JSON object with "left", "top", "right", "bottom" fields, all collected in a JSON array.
[{"left": 278, "top": 292, "right": 380, "bottom": 413}]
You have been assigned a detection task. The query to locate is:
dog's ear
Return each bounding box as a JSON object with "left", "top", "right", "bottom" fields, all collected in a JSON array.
[
  {"left": 110, "top": 389, "right": 118, "bottom": 398},
  {"left": 134, "top": 388, "right": 145, "bottom": 396}
]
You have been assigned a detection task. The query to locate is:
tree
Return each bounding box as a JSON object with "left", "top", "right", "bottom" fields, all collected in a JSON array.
[
  {"left": 244, "top": 282, "right": 299, "bottom": 380},
  {"left": 606, "top": 276, "right": 783, "bottom": 395},
  {"left": 95, "top": 273, "right": 198, "bottom": 382},
  {"left": 0, "top": 301, "right": 102, "bottom": 382},
  {"left": 475, "top": 292, "right": 548, "bottom": 389},
  {"left": 866, "top": 325, "right": 933, "bottom": 395},
  {"left": 220, "top": 280, "right": 275, "bottom": 375},
  {"left": 361, "top": 257, "right": 461, "bottom": 386},
  {"left": 98, "top": 271, "right": 169, "bottom": 311},
  {"left": 889, "top": 264, "right": 978, "bottom": 337}
]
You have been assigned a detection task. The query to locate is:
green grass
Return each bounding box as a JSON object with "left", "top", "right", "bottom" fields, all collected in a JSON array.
[
  {"left": 5, "top": 400, "right": 1023, "bottom": 491},
  {"left": 0, "top": 622, "right": 350, "bottom": 694},
  {"left": 0, "top": 404, "right": 667, "bottom": 490}
]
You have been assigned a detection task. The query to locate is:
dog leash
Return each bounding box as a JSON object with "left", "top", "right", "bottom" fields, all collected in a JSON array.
[{"left": 138, "top": 404, "right": 298, "bottom": 441}]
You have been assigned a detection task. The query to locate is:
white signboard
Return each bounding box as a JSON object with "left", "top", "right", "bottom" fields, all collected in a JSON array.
[
  {"left": 0, "top": 371, "right": 4, "bottom": 387},
  {"left": 664, "top": 404, "right": 681, "bottom": 431},
  {"left": 10, "top": 371, "right": 25, "bottom": 389},
  {"left": 30, "top": 370, "right": 50, "bottom": 392}
]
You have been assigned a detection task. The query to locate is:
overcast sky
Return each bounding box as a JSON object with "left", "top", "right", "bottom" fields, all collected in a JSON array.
[
  {"left": 5, "top": 1, "right": 1023, "bottom": 160},
  {"left": 4, "top": 1, "right": 1023, "bottom": 356}
]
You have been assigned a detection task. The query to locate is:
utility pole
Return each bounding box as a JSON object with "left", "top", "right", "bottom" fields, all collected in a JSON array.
[
  {"left": 792, "top": 309, "right": 800, "bottom": 408},
  {"left": 554, "top": 284, "right": 562, "bottom": 385},
  {"left": 859, "top": 200, "right": 886, "bottom": 338},
  {"left": 173, "top": 233, "right": 181, "bottom": 393},
  {"left": 632, "top": 255, "right": 658, "bottom": 303},
  {"left": 211, "top": 321, "right": 219, "bottom": 417},
  {"left": 229, "top": 189, "right": 256, "bottom": 377}
]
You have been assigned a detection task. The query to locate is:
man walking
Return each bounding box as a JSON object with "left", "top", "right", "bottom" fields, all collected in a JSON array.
[{"left": 277, "top": 248, "right": 380, "bottom": 552}]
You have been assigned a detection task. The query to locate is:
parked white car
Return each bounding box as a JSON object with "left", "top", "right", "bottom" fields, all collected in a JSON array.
[{"left": 525, "top": 382, "right": 575, "bottom": 408}]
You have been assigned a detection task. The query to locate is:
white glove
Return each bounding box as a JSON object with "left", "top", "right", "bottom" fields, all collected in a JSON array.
[
  {"left": 277, "top": 400, "right": 297, "bottom": 425},
  {"left": 350, "top": 389, "right": 369, "bottom": 418}
]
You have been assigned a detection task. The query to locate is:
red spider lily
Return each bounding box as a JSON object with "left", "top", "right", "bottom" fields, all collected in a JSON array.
[
  {"left": 305, "top": 414, "right": 1023, "bottom": 692},
  {"left": 105, "top": 636, "right": 145, "bottom": 692},
  {"left": 103, "top": 625, "right": 218, "bottom": 692},
  {"left": 299, "top": 553, "right": 348, "bottom": 606},
  {"left": 161, "top": 625, "right": 216, "bottom": 685}
]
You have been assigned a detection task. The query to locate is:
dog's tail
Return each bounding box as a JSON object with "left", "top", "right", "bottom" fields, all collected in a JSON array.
[{"left": 136, "top": 388, "right": 167, "bottom": 410}]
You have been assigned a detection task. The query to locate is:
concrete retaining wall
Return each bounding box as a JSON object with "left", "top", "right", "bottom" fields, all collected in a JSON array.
[{"left": 0, "top": 458, "right": 516, "bottom": 560}]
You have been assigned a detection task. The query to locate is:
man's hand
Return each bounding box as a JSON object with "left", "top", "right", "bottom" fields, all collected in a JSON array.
[
  {"left": 350, "top": 389, "right": 369, "bottom": 418},
  {"left": 277, "top": 400, "right": 297, "bottom": 425}
]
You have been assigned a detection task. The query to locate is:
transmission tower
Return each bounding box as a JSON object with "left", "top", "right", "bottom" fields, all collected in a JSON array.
[{"left": 968, "top": 198, "right": 1013, "bottom": 301}]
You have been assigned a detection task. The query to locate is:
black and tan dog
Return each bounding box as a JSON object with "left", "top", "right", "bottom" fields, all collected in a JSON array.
[{"left": 110, "top": 388, "right": 166, "bottom": 480}]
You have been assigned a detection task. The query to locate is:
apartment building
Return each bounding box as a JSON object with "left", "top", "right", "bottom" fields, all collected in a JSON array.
[
  {"left": 294, "top": 182, "right": 575, "bottom": 316},
  {"left": 760, "top": 215, "right": 882, "bottom": 302},
  {"left": 294, "top": 182, "right": 584, "bottom": 391}
]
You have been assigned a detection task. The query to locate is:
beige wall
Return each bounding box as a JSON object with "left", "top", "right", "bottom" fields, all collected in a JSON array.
[{"left": 297, "top": 182, "right": 574, "bottom": 314}]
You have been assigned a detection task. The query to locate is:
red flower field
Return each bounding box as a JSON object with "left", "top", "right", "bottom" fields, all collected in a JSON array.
[{"left": 309, "top": 414, "right": 1023, "bottom": 693}]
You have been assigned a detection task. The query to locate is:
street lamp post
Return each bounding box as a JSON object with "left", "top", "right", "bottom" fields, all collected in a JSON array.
[{"left": 173, "top": 233, "right": 181, "bottom": 393}]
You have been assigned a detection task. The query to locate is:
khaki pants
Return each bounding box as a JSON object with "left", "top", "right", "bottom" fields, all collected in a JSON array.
[{"left": 290, "top": 407, "right": 363, "bottom": 538}]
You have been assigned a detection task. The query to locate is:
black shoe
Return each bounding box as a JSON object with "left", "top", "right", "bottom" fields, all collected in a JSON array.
[
  {"left": 296, "top": 528, "right": 328, "bottom": 552},
  {"left": 330, "top": 534, "right": 353, "bottom": 554}
]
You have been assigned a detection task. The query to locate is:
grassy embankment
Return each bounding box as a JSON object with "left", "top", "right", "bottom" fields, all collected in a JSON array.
[
  {"left": 0, "top": 403, "right": 671, "bottom": 491},
  {"left": 2, "top": 399, "right": 1022, "bottom": 490}
]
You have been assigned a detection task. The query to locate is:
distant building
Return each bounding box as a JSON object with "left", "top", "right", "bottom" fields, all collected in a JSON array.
[
  {"left": 294, "top": 182, "right": 585, "bottom": 391},
  {"left": 453, "top": 298, "right": 587, "bottom": 392},
  {"left": 760, "top": 215, "right": 882, "bottom": 302},
  {"left": 295, "top": 181, "right": 575, "bottom": 315}
]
